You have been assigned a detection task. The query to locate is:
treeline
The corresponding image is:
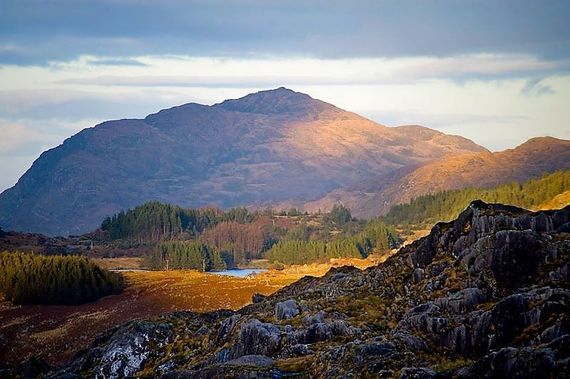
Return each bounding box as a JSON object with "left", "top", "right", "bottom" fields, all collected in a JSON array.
[
  {"left": 267, "top": 220, "right": 398, "bottom": 264},
  {"left": 384, "top": 170, "right": 570, "bottom": 226},
  {"left": 200, "top": 221, "right": 272, "bottom": 265},
  {"left": 146, "top": 241, "right": 226, "bottom": 271},
  {"left": 101, "top": 201, "right": 256, "bottom": 243},
  {"left": 101, "top": 200, "right": 403, "bottom": 267},
  {"left": 0, "top": 252, "right": 124, "bottom": 305}
]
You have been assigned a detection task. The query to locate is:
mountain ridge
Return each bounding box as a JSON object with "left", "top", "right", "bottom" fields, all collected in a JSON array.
[
  {"left": 0, "top": 87, "right": 487, "bottom": 236},
  {"left": 306, "top": 136, "right": 570, "bottom": 218}
]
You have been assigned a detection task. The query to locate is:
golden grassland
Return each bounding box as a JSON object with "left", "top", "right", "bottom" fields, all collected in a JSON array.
[{"left": 0, "top": 257, "right": 381, "bottom": 366}]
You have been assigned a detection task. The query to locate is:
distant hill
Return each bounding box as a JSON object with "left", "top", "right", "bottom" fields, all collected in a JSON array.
[
  {"left": 306, "top": 136, "right": 570, "bottom": 218},
  {"left": 0, "top": 87, "right": 485, "bottom": 236},
  {"left": 382, "top": 169, "right": 570, "bottom": 226}
]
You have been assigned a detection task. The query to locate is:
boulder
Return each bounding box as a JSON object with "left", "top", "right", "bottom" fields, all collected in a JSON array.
[
  {"left": 275, "top": 299, "right": 300, "bottom": 321},
  {"left": 233, "top": 319, "right": 281, "bottom": 358}
]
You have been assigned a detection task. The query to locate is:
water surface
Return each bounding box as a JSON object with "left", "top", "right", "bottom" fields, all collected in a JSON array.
[{"left": 210, "top": 268, "right": 267, "bottom": 278}]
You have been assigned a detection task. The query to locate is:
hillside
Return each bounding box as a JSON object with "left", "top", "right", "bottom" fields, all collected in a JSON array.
[
  {"left": 307, "top": 136, "right": 570, "bottom": 218},
  {"left": 383, "top": 169, "right": 570, "bottom": 226},
  {"left": 35, "top": 201, "right": 569, "bottom": 377},
  {"left": 0, "top": 88, "right": 485, "bottom": 236},
  {"left": 536, "top": 190, "right": 570, "bottom": 210}
]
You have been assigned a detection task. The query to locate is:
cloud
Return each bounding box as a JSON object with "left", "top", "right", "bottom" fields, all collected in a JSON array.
[
  {"left": 86, "top": 57, "right": 148, "bottom": 67},
  {"left": 521, "top": 78, "right": 556, "bottom": 97},
  {"left": 53, "top": 54, "right": 567, "bottom": 90},
  {"left": 1, "top": 0, "right": 569, "bottom": 65}
]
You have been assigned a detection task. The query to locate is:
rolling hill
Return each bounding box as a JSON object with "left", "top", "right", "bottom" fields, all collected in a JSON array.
[{"left": 306, "top": 136, "right": 570, "bottom": 218}]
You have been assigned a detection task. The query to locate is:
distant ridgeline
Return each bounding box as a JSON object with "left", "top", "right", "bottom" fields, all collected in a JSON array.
[
  {"left": 101, "top": 203, "right": 399, "bottom": 267},
  {"left": 384, "top": 170, "right": 570, "bottom": 226},
  {"left": 0, "top": 252, "right": 124, "bottom": 305}
]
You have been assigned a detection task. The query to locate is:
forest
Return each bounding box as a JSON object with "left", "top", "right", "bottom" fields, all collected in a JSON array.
[
  {"left": 383, "top": 170, "right": 570, "bottom": 226},
  {"left": 101, "top": 202, "right": 255, "bottom": 243},
  {"left": 98, "top": 200, "right": 401, "bottom": 267},
  {"left": 266, "top": 219, "right": 398, "bottom": 264},
  {"left": 146, "top": 241, "right": 227, "bottom": 271},
  {"left": 0, "top": 252, "right": 124, "bottom": 305}
]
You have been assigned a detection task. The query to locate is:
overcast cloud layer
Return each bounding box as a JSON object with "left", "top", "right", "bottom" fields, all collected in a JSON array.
[{"left": 0, "top": 0, "right": 569, "bottom": 191}]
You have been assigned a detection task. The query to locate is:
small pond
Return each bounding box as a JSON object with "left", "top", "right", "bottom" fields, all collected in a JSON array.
[{"left": 210, "top": 268, "right": 267, "bottom": 278}]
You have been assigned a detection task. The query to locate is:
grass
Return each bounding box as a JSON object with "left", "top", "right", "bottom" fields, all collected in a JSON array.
[{"left": 0, "top": 257, "right": 377, "bottom": 366}]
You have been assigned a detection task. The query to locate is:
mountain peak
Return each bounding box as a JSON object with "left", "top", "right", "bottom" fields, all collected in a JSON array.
[{"left": 215, "top": 87, "right": 335, "bottom": 116}]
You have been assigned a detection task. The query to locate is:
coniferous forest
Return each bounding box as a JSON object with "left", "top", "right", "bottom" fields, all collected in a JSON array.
[
  {"left": 146, "top": 241, "right": 227, "bottom": 271},
  {"left": 383, "top": 170, "right": 570, "bottom": 226},
  {"left": 101, "top": 202, "right": 255, "bottom": 244},
  {"left": 0, "top": 252, "right": 124, "bottom": 305},
  {"left": 266, "top": 220, "right": 398, "bottom": 265}
]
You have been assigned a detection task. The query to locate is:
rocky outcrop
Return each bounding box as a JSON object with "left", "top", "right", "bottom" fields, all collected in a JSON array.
[
  {"left": 275, "top": 299, "right": 300, "bottom": 321},
  {"left": 39, "top": 202, "right": 569, "bottom": 377},
  {"left": 49, "top": 321, "right": 173, "bottom": 378}
]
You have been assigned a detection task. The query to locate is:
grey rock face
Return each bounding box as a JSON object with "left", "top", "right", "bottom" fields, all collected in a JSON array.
[
  {"left": 49, "top": 321, "right": 172, "bottom": 378},
  {"left": 275, "top": 299, "right": 300, "bottom": 321},
  {"left": 232, "top": 319, "right": 281, "bottom": 358}
]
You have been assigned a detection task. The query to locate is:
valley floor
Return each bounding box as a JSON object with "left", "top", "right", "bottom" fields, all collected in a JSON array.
[{"left": 0, "top": 257, "right": 379, "bottom": 366}]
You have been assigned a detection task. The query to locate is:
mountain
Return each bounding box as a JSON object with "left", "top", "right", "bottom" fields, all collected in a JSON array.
[
  {"left": 40, "top": 201, "right": 570, "bottom": 377},
  {"left": 306, "top": 136, "right": 570, "bottom": 218},
  {"left": 0, "top": 87, "right": 485, "bottom": 236}
]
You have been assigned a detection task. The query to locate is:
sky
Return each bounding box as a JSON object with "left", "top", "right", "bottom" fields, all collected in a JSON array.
[{"left": 1, "top": 0, "right": 569, "bottom": 192}]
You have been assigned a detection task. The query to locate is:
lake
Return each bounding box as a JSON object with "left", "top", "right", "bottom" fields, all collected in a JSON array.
[{"left": 210, "top": 268, "right": 267, "bottom": 278}]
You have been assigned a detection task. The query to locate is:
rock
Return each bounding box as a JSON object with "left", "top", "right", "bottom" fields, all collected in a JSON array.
[
  {"left": 17, "top": 357, "right": 51, "bottom": 378},
  {"left": 225, "top": 354, "right": 274, "bottom": 368},
  {"left": 47, "top": 202, "right": 570, "bottom": 378},
  {"left": 293, "top": 320, "right": 357, "bottom": 344},
  {"left": 196, "top": 325, "right": 210, "bottom": 336},
  {"left": 434, "top": 288, "right": 486, "bottom": 314},
  {"left": 275, "top": 299, "right": 300, "bottom": 321},
  {"left": 302, "top": 311, "right": 326, "bottom": 325},
  {"left": 356, "top": 341, "right": 396, "bottom": 357},
  {"left": 392, "top": 332, "right": 429, "bottom": 351},
  {"left": 399, "top": 367, "right": 437, "bottom": 378},
  {"left": 215, "top": 314, "right": 241, "bottom": 345},
  {"left": 233, "top": 319, "right": 281, "bottom": 358},
  {"left": 49, "top": 321, "right": 172, "bottom": 378},
  {"left": 412, "top": 268, "right": 424, "bottom": 283},
  {"left": 252, "top": 293, "right": 267, "bottom": 303},
  {"left": 464, "top": 346, "right": 562, "bottom": 378}
]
